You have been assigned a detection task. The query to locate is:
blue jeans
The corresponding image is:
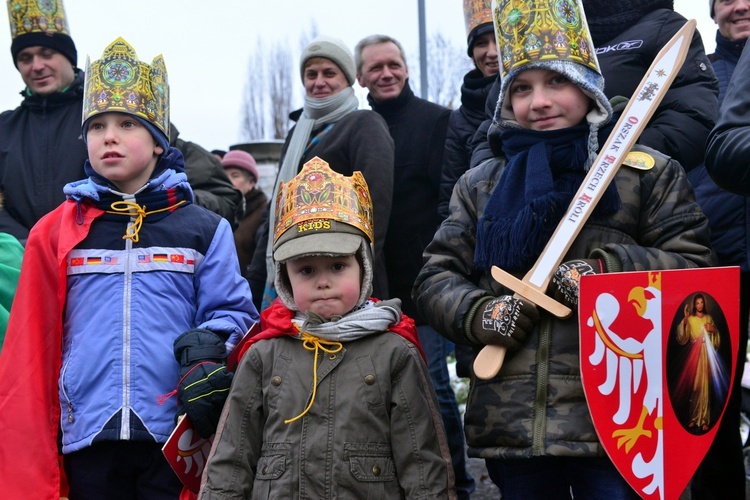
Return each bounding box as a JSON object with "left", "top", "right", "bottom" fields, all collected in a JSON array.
[
  {"left": 417, "top": 324, "right": 475, "bottom": 499},
  {"left": 485, "top": 456, "right": 640, "bottom": 500}
]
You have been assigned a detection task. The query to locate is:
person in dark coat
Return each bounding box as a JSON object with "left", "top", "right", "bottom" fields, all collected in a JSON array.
[
  {"left": 246, "top": 35, "right": 394, "bottom": 311},
  {"left": 684, "top": 2, "right": 750, "bottom": 497},
  {"left": 469, "top": 0, "right": 718, "bottom": 174},
  {"left": 0, "top": 1, "right": 240, "bottom": 244},
  {"left": 355, "top": 34, "right": 475, "bottom": 499},
  {"left": 438, "top": 0, "right": 499, "bottom": 221},
  {"left": 221, "top": 150, "right": 268, "bottom": 275},
  {"left": 707, "top": 0, "right": 750, "bottom": 106}
]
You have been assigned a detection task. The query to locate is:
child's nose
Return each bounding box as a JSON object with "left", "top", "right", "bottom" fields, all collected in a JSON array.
[
  {"left": 530, "top": 89, "right": 551, "bottom": 108},
  {"left": 104, "top": 127, "right": 119, "bottom": 144}
]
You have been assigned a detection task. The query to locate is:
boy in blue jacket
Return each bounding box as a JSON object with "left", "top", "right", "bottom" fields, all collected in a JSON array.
[{"left": 0, "top": 37, "right": 257, "bottom": 499}]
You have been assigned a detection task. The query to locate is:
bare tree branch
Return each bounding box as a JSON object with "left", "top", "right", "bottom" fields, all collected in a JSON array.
[
  {"left": 241, "top": 38, "right": 295, "bottom": 141},
  {"left": 269, "top": 41, "right": 293, "bottom": 140},
  {"left": 411, "top": 32, "right": 471, "bottom": 109},
  {"left": 241, "top": 38, "right": 268, "bottom": 140}
]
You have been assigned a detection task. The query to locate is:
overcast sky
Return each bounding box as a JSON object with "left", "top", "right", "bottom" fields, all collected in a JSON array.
[{"left": 0, "top": 0, "right": 716, "bottom": 152}]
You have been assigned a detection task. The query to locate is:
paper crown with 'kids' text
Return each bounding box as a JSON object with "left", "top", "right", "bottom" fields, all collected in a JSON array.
[
  {"left": 6, "top": 0, "right": 70, "bottom": 39},
  {"left": 464, "top": 0, "right": 493, "bottom": 38},
  {"left": 273, "top": 157, "right": 374, "bottom": 245},
  {"left": 491, "top": 0, "right": 600, "bottom": 78},
  {"left": 82, "top": 37, "right": 169, "bottom": 137}
]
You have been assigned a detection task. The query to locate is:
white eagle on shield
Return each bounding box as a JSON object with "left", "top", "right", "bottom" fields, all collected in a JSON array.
[{"left": 586, "top": 273, "right": 664, "bottom": 497}]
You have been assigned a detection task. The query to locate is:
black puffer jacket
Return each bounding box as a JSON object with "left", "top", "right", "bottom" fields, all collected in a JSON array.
[
  {"left": 687, "top": 31, "right": 750, "bottom": 272},
  {"left": 470, "top": 8, "right": 718, "bottom": 173},
  {"left": 706, "top": 40, "right": 750, "bottom": 196},
  {"left": 0, "top": 71, "right": 87, "bottom": 241},
  {"left": 438, "top": 69, "right": 497, "bottom": 220}
]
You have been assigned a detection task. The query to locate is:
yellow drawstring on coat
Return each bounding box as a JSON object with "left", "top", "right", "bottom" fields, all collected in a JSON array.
[
  {"left": 107, "top": 200, "right": 186, "bottom": 242},
  {"left": 284, "top": 332, "right": 343, "bottom": 424}
]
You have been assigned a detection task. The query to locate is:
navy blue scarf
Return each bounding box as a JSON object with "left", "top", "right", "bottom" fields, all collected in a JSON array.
[
  {"left": 474, "top": 125, "right": 620, "bottom": 272},
  {"left": 95, "top": 185, "right": 191, "bottom": 220}
]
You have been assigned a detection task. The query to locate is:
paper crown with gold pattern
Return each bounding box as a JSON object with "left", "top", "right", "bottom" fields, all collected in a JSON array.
[
  {"left": 491, "top": 0, "right": 611, "bottom": 128},
  {"left": 7, "top": 0, "right": 76, "bottom": 66},
  {"left": 82, "top": 37, "right": 169, "bottom": 138},
  {"left": 464, "top": 0, "right": 494, "bottom": 55},
  {"left": 464, "top": 0, "right": 493, "bottom": 39},
  {"left": 492, "top": 0, "right": 599, "bottom": 77},
  {"left": 273, "top": 157, "right": 374, "bottom": 262}
]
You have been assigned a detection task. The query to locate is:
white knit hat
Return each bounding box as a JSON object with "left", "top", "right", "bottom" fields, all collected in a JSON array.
[{"left": 299, "top": 35, "right": 356, "bottom": 85}]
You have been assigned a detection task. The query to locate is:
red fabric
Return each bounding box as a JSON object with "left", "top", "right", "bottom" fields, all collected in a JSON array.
[
  {"left": 180, "top": 486, "right": 198, "bottom": 500},
  {"left": 238, "top": 299, "right": 424, "bottom": 361},
  {"left": 0, "top": 201, "right": 103, "bottom": 498}
]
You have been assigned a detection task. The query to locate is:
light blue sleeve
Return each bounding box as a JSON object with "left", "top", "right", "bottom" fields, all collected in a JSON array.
[{"left": 194, "top": 218, "right": 259, "bottom": 351}]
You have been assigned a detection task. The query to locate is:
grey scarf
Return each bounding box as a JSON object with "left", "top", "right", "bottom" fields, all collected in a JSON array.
[
  {"left": 292, "top": 299, "right": 402, "bottom": 343},
  {"left": 264, "top": 87, "right": 359, "bottom": 296}
]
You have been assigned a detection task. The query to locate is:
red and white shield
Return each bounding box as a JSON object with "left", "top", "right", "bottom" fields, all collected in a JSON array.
[{"left": 579, "top": 267, "right": 739, "bottom": 499}]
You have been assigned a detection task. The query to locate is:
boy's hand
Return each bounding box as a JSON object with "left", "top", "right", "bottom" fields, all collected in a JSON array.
[
  {"left": 174, "top": 329, "right": 233, "bottom": 438},
  {"left": 470, "top": 296, "right": 539, "bottom": 351},
  {"left": 550, "top": 259, "right": 603, "bottom": 309}
]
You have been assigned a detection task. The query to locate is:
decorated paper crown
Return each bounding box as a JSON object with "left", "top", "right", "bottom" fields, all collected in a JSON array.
[
  {"left": 492, "top": 0, "right": 600, "bottom": 78},
  {"left": 82, "top": 37, "right": 169, "bottom": 137},
  {"left": 464, "top": 0, "right": 493, "bottom": 39},
  {"left": 7, "top": 0, "right": 70, "bottom": 38},
  {"left": 7, "top": 0, "right": 76, "bottom": 66},
  {"left": 273, "top": 157, "right": 374, "bottom": 245}
]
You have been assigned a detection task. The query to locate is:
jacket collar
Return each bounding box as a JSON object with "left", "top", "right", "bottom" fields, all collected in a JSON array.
[
  {"left": 460, "top": 69, "right": 498, "bottom": 113},
  {"left": 367, "top": 80, "right": 413, "bottom": 118},
  {"left": 66, "top": 147, "right": 190, "bottom": 202},
  {"left": 714, "top": 30, "right": 747, "bottom": 64},
  {"left": 20, "top": 69, "right": 85, "bottom": 111}
]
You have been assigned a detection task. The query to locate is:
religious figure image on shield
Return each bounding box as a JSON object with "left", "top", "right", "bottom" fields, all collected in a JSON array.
[{"left": 666, "top": 291, "right": 731, "bottom": 435}]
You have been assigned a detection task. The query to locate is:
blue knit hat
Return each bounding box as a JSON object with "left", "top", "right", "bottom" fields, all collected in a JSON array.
[
  {"left": 495, "top": 59, "right": 612, "bottom": 129},
  {"left": 491, "top": 0, "right": 613, "bottom": 169},
  {"left": 82, "top": 113, "right": 169, "bottom": 155}
]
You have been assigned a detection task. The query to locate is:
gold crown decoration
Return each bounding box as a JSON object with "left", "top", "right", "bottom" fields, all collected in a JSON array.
[
  {"left": 492, "top": 0, "right": 600, "bottom": 78},
  {"left": 7, "top": 0, "right": 70, "bottom": 39},
  {"left": 82, "top": 37, "right": 169, "bottom": 137},
  {"left": 464, "top": 0, "right": 493, "bottom": 38},
  {"left": 273, "top": 157, "right": 374, "bottom": 245}
]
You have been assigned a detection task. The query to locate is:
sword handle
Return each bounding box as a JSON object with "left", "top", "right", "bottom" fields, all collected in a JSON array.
[
  {"left": 473, "top": 344, "right": 507, "bottom": 380},
  {"left": 472, "top": 267, "right": 571, "bottom": 380}
]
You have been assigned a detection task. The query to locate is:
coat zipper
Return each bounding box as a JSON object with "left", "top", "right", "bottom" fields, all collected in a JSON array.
[
  {"left": 532, "top": 314, "right": 552, "bottom": 454},
  {"left": 121, "top": 236, "right": 133, "bottom": 439}
]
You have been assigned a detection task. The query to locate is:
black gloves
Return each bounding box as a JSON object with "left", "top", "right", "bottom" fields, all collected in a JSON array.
[
  {"left": 550, "top": 258, "right": 603, "bottom": 309},
  {"left": 470, "top": 296, "right": 539, "bottom": 351},
  {"left": 173, "top": 328, "right": 233, "bottom": 438}
]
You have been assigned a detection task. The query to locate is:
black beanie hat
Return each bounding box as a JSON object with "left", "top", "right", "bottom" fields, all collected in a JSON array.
[
  {"left": 11, "top": 32, "right": 77, "bottom": 68},
  {"left": 467, "top": 22, "right": 495, "bottom": 57}
]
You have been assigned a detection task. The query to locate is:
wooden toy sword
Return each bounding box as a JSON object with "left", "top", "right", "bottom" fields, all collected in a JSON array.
[{"left": 473, "top": 20, "right": 697, "bottom": 380}]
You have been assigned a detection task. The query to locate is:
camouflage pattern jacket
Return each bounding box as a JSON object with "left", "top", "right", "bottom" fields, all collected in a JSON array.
[{"left": 413, "top": 143, "right": 715, "bottom": 460}]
